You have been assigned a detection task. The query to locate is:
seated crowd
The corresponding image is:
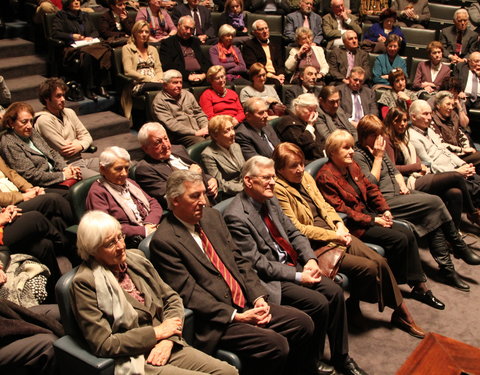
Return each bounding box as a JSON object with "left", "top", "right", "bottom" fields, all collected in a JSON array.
[{"left": 3, "top": 0, "right": 480, "bottom": 374}]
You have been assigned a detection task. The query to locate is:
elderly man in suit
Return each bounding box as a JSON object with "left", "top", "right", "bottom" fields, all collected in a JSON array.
[
  {"left": 327, "top": 30, "right": 370, "bottom": 85},
  {"left": 284, "top": 0, "right": 323, "bottom": 45},
  {"left": 440, "top": 9, "right": 479, "bottom": 65},
  {"left": 338, "top": 66, "right": 378, "bottom": 127},
  {"left": 322, "top": 0, "right": 362, "bottom": 50},
  {"left": 135, "top": 122, "right": 217, "bottom": 207},
  {"left": 235, "top": 97, "right": 281, "bottom": 160},
  {"left": 284, "top": 66, "right": 323, "bottom": 107},
  {"left": 171, "top": 0, "right": 216, "bottom": 44},
  {"left": 243, "top": 20, "right": 285, "bottom": 85},
  {"left": 159, "top": 16, "right": 211, "bottom": 87},
  {"left": 151, "top": 169, "right": 317, "bottom": 375},
  {"left": 454, "top": 51, "right": 480, "bottom": 110},
  {"left": 223, "top": 156, "right": 368, "bottom": 375},
  {"left": 391, "top": 0, "right": 429, "bottom": 28}
]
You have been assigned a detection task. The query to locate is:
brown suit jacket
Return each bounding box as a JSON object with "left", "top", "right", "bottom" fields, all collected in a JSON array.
[
  {"left": 327, "top": 46, "right": 371, "bottom": 83},
  {"left": 0, "top": 156, "right": 33, "bottom": 206}
]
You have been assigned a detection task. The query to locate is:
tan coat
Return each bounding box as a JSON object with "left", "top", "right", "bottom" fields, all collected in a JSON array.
[{"left": 0, "top": 156, "right": 33, "bottom": 207}]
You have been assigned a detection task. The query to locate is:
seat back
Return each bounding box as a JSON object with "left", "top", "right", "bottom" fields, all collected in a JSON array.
[
  {"left": 190, "top": 86, "right": 209, "bottom": 102},
  {"left": 408, "top": 57, "right": 428, "bottom": 86},
  {"left": 55, "top": 267, "right": 82, "bottom": 338},
  {"left": 112, "top": 47, "right": 124, "bottom": 75},
  {"left": 245, "top": 14, "right": 283, "bottom": 36},
  {"left": 213, "top": 197, "right": 235, "bottom": 214},
  {"left": 69, "top": 175, "right": 100, "bottom": 223},
  {"left": 186, "top": 139, "right": 212, "bottom": 164},
  {"left": 304, "top": 157, "right": 328, "bottom": 177},
  {"left": 211, "top": 11, "right": 223, "bottom": 32},
  {"left": 402, "top": 27, "right": 437, "bottom": 58},
  {"left": 428, "top": 3, "right": 459, "bottom": 30}
]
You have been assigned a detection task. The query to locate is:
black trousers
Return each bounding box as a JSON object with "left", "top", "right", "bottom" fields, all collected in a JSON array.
[{"left": 218, "top": 303, "right": 314, "bottom": 375}]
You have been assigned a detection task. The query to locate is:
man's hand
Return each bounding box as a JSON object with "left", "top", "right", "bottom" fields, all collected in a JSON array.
[
  {"left": 233, "top": 305, "right": 271, "bottom": 326},
  {"left": 153, "top": 317, "right": 183, "bottom": 341},
  {"left": 456, "top": 163, "right": 475, "bottom": 178},
  {"left": 195, "top": 127, "right": 209, "bottom": 137},
  {"left": 301, "top": 259, "right": 322, "bottom": 285},
  {"left": 22, "top": 189, "right": 37, "bottom": 201},
  {"left": 147, "top": 340, "right": 173, "bottom": 366},
  {"left": 197, "top": 34, "right": 208, "bottom": 44},
  {"left": 60, "top": 142, "right": 83, "bottom": 157},
  {"left": 374, "top": 216, "right": 392, "bottom": 227},
  {"left": 145, "top": 223, "right": 158, "bottom": 236},
  {"left": 207, "top": 177, "right": 218, "bottom": 197},
  {"left": 189, "top": 164, "right": 203, "bottom": 174},
  {"left": 335, "top": 223, "right": 351, "bottom": 246}
]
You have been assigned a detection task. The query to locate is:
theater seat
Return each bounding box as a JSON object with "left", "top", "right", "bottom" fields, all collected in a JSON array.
[
  {"left": 428, "top": 3, "right": 459, "bottom": 30},
  {"left": 186, "top": 139, "right": 212, "bottom": 164},
  {"left": 402, "top": 28, "right": 437, "bottom": 58}
]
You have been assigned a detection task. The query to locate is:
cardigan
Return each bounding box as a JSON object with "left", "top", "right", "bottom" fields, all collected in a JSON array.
[
  {"left": 209, "top": 45, "right": 247, "bottom": 81},
  {"left": 284, "top": 45, "right": 329, "bottom": 76},
  {"left": 372, "top": 54, "right": 408, "bottom": 85},
  {"left": 121, "top": 42, "right": 163, "bottom": 82},
  {"left": 198, "top": 88, "right": 245, "bottom": 123}
]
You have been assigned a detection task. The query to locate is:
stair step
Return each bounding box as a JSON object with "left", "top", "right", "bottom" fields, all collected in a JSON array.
[
  {"left": 0, "top": 55, "right": 47, "bottom": 80},
  {"left": 0, "top": 38, "right": 35, "bottom": 58},
  {"left": 79, "top": 111, "right": 132, "bottom": 140},
  {"left": 7, "top": 74, "right": 47, "bottom": 102},
  {"left": 85, "top": 132, "right": 145, "bottom": 161},
  {"left": 2, "top": 22, "right": 33, "bottom": 42}
]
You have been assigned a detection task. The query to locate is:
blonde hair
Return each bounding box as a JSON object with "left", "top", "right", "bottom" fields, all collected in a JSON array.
[
  {"left": 206, "top": 65, "right": 226, "bottom": 83},
  {"left": 208, "top": 115, "right": 235, "bottom": 137},
  {"left": 325, "top": 129, "right": 354, "bottom": 159}
]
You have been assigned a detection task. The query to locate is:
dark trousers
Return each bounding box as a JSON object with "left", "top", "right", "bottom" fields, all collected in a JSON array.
[
  {"left": 281, "top": 277, "right": 348, "bottom": 364},
  {"left": 218, "top": 303, "right": 314, "bottom": 375}
]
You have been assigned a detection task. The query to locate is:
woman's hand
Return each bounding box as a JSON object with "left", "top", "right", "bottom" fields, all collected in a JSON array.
[
  {"left": 368, "top": 135, "right": 386, "bottom": 159},
  {"left": 397, "top": 91, "right": 410, "bottom": 101},
  {"left": 307, "top": 111, "right": 318, "bottom": 125},
  {"left": 297, "top": 43, "right": 311, "bottom": 58},
  {"left": 153, "top": 317, "right": 183, "bottom": 341},
  {"left": 72, "top": 34, "right": 84, "bottom": 41},
  {"left": 0, "top": 205, "right": 22, "bottom": 225},
  {"left": 147, "top": 340, "right": 173, "bottom": 366},
  {"left": 377, "top": 34, "right": 386, "bottom": 43},
  {"left": 374, "top": 216, "right": 392, "bottom": 228}
]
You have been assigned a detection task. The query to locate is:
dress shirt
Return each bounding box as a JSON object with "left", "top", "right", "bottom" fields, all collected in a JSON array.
[
  {"left": 169, "top": 154, "right": 191, "bottom": 170},
  {"left": 430, "top": 63, "right": 441, "bottom": 83},
  {"left": 350, "top": 91, "right": 364, "bottom": 123},
  {"left": 257, "top": 129, "right": 275, "bottom": 151},
  {"left": 465, "top": 70, "right": 480, "bottom": 100}
]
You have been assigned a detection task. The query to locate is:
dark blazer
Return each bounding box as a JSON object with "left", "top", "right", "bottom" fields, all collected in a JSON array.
[
  {"left": 316, "top": 106, "right": 358, "bottom": 141},
  {"left": 284, "top": 84, "right": 322, "bottom": 107},
  {"left": 159, "top": 34, "right": 211, "bottom": 81},
  {"left": 284, "top": 10, "right": 323, "bottom": 45},
  {"left": 135, "top": 144, "right": 212, "bottom": 207},
  {"left": 223, "top": 192, "right": 316, "bottom": 304},
  {"left": 453, "top": 61, "right": 477, "bottom": 93},
  {"left": 98, "top": 10, "right": 134, "bottom": 39},
  {"left": 242, "top": 38, "right": 285, "bottom": 74},
  {"left": 316, "top": 160, "right": 390, "bottom": 238},
  {"left": 235, "top": 121, "right": 281, "bottom": 160},
  {"left": 171, "top": 4, "right": 215, "bottom": 38},
  {"left": 52, "top": 9, "right": 99, "bottom": 44},
  {"left": 440, "top": 25, "right": 478, "bottom": 59},
  {"left": 338, "top": 83, "right": 378, "bottom": 118},
  {"left": 412, "top": 61, "right": 451, "bottom": 91},
  {"left": 150, "top": 207, "right": 267, "bottom": 354},
  {"left": 327, "top": 46, "right": 371, "bottom": 83}
]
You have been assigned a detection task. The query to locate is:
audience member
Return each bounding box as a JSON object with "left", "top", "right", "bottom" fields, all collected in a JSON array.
[
  {"left": 338, "top": 66, "right": 378, "bottom": 128},
  {"left": 1, "top": 102, "right": 82, "bottom": 190},
  {"left": 209, "top": 24, "right": 248, "bottom": 84},
  {"left": 200, "top": 115, "right": 245, "bottom": 197},
  {"left": 34, "top": 0, "right": 62, "bottom": 25},
  {"left": 159, "top": 16, "right": 211, "bottom": 87},
  {"left": 412, "top": 41, "right": 451, "bottom": 94},
  {"left": 35, "top": 78, "right": 99, "bottom": 179},
  {"left": 362, "top": 9, "right": 405, "bottom": 54},
  {"left": 151, "top": 170, "right": 315, "bottom": 375},
  {"left": 235, "top": 97, "right": 281, "bottom": 160},
  {"left": 98, "top": 0, "right": 134, "bottom": 42},
  {"left": 436, "top": 77, "right": 470, "bottom": 130},
  {"left": 322, "top": 0, "right": 362, "bottom": 50},
  {"left": 136, "top": 0, "right": 177, "bottom": 42},
  {"left": 359, "top": 0, "right": 389, "bottom": 20},
  {"left": 199, "top": 66, "right": 245, "bottom": 123},
  {"left": 378, "top": 68, "right": 417, "bottom": 118},
  {"left": 218, "top": 0, "right": 249, "bottom": 41},
  {"left": 72, "top": 210, "right": 238, "bottom": 375},
  {"left": 372, "top": 34, "right": 407, "bottom": 86},
  {"left": 285, "top": 27, "right": 328, "bottom": 83},
  {"left": 171, "top": 0, "right": 216, "bottom": 44},
  {"left": 440, "top": 9, "right": 478, "bottom": 65},
  {"left": 276, "top": 94, "right": 326, "bottom": 162},
  {"left": 327, "top": 30, "right": 370, "bottom": 85},
  {"left": 317, "top": 85, "right": 358, "bottom": 141},
  {"left": 245, "top": 0, "right": 291, "bottom": 14},
  {"left": 272, "top": 142, "right": 423, "bottom": 337},
  {"left": 284, "top": 0, "right": 323, "bottom": 45},
  {"left": 52, "top": 0, "right": 111, "bottom": 101},
  {"left": 284, "top": 65, "right": 322, "bottom": 107},
  {"left": 242, "top": 20, "right": 286, "bottom": 85},
  {"left": 152, "top": 69, "right": 209, "bottom": 147},
  {"left": 391, "top": 0, "right": 429, "bottom": 28},
  {"left": 468, "top": 0, "right": 480, "bottom": 32},
  {"left": 0, "top": 75, "right": 11, "bottom": 109},
  {"left": 136, "top": 122, "right": 217, "bottom": 206},
  {"left": 453, "top": 51, "right": 480, "bottom": 110}
]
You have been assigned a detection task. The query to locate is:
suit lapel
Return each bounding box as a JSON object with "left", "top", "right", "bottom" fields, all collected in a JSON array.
[{"left": 211, "top": 143, "right": 239, "bottom": 171}]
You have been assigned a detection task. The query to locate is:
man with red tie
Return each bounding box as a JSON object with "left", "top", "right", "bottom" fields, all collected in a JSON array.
[
  {"left": 151, "top": 170, "right": 316, "bottom": 375},
  {"left": 223, "top": 155, "right": 368, "bottom": 375}
]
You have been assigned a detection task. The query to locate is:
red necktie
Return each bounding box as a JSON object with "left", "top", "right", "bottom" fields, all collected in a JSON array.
[
  {"left": 261, "top": 205, "right": 298, "bottom": 266},
  {"left": 195, "top": 225, "right": 246, "bottom": 308}
]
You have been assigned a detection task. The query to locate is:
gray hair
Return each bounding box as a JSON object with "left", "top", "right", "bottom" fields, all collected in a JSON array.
[
  {"left": 243, "top": 97, "right": 267, "bottom": 115},
  {"left": 342, "top": 29, "right": 357, "bottom": 43},
  {"left": 409, "top": 99, "right": 431, "bottom": 117},
  {"left": 291, "top": 93, "right": 319, "bottom": 114},
  {"left": 163, "top": 69, "right": 183, "bottom": 84},
  {"left": 218, "top": 24, "right": 236, "bottom": 39},
  {"left": 434, "top": 90, "right": 454, "bottom": 108},
  {"left": 99, "top": 146, "right": 131, "bottom": 168},
  {"left": 165, "top": 170, "right": 204, "bottom": 209},
  {"left": 251, "top": 19, "right": 267, "bottom": 31},
  {"left": 295, "top": 27, "right": 313, "bottom": 42},
  {"left": 76, "top": 211, "right": 121, "bottom": 261},
  {"left": 241, "top": 155, "right": 274, "bottom": 179},
  {"left": 178, "top": 15, "right": 195, "bottom": 27},
  {"left": 138, "top": 122, "right": 166, "bottom": 147},
  {"left": 454, "top": 8, "right": 468, "bottom": 20}
]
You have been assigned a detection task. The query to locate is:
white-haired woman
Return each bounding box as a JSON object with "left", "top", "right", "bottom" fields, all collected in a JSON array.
[
  {"left": 284, "top": 27, "right": 328, "bottom": 84},
  {"left": 276, "top": 93, "right": 325, "bottom": 163},
  {"left": 71, "top": 210, "right": 238, "bottom": 375},
  {"left": 86, "top": 146, "right": 163, "bottom": 248},
  {"left": 209, "top": 24, "right": 248, "bottom": 84}
]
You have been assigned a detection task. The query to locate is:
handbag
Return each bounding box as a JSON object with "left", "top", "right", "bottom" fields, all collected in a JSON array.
[{"left": 314, "top": 242, "right": 346, "bottom": 279}]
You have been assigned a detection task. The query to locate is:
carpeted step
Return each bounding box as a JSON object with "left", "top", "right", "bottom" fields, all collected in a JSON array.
[
  {"left": 0, "top": 38, "right": 35, "bottom": 58},
  {"left": 2, "top": 22, "right": 33, "bottom": 41},
  {"left": 84, "top": 132, "right": 145, "bottom": 161},
  {"left": 0, "top": 55, "right": 47, "bottom": 80},
  {"left": 25, "top": 95, "right": 115, "bottom": 115},
  {"left": 79, "top": 111, "right": 132, "bottom": 140},
  {"left": 6, "top": 74, "right": 47, "bottom": 102}
]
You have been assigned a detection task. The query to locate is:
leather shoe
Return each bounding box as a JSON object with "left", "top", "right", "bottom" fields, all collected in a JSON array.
[
  {"left": 440, "top": 270, "right": 470, "bottom": 292},
  {"left": 84, "top": 89, "right": 98, "bottom": 102},
  {"left": 315, "top": 361, "right": 336, "bottom": 375},
  {"left": 96, "top": 86, "right": 110, "bottom": 98},
  {"left": 334, "top": 356, "right": 368, "bottom": 375},
  {"left": 410, "top": 289, "right": 445, "bottom": 310},
  {"left": 453, "top": 246, "right": 480, "bottom": 265},
  {"left": 391, "top": 310, "right": 426, "bottom": 339}
]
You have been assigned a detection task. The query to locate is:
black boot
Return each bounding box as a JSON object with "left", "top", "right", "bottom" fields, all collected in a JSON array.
[
  {"left": 428, "top": 228, "right": 469, "bottom": 291},
  {"left": 442, "top": 221, "right": 480, "bottom": 265}
]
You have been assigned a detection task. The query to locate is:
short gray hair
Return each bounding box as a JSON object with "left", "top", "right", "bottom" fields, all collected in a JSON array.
[
  {"left": 99, "top": 146, "right": 131, "bottom": 168},
  {"left": 178, "top": 15, "right": 195, "bottom": 27},
  {"left": 241, "top": 155, "right": 274, "bottom": 179},
  {"left": 342, "top": 30, "right": 356, "bottom": 43},
  {"left": 165, "top": 170, "right": 204, "bottom": 209},
  {"left": 454, "top": 8, "right": 468, "bottom": 20},
  {"left": 295, "top": 27, "right": 313, "bottom": 42},
  {"left": 76, "top": 211, "right": 121, "bottom": 261},
  {"left": 163, "top": 69, "right": 182, "bottom": 84},
  {"left": 218, "top": 24, "right": 236, "bottom": 39},
  {"left": 291, "top": 93, "right": 319, "bottom": 114},
  {"left": 251, "top": 19, "right": 267, "bottom": 31},
  {"left": 409, "top": 99, "right": 431, "bottom": 117},
  {"left": 138, "top": 122, "right": 166, "bottom": 146},
  {"left": 243, "top": 97, "right": 267, "bottom": 114},
  {"left": 434, "top": 90, "right": 454, "bottom": 108}
]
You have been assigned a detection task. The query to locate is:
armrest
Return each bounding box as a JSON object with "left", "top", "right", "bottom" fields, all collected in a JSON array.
[
  {"left": 215, "top": 349, "right": 242, "bottom": 371},
  {"left": 47, "top": 37, "right": 66, "bottom": 48},
  {"left": 83, "top": 145, "right": 97, "bottom": 153}
]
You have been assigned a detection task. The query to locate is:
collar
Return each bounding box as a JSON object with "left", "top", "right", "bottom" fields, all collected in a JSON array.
[{"left": 411, "top": 125, "right": 428, "bottom": 136}]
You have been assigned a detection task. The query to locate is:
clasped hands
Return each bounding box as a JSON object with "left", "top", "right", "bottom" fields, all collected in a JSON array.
[{"left": 149, "top": 317, "right": 183, "bottom": 366}]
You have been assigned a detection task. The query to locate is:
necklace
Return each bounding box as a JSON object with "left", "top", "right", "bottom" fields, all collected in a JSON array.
[{"left": 216, "top": 89, "right": 227, "bottom": 98}]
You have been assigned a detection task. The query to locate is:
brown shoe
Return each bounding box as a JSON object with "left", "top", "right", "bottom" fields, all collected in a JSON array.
[
  {"left": 467, "top": 209, "right": 480, "bottom": 226},
  {"left": 391, "top": 311, "right": 426, "bottom": 339}
]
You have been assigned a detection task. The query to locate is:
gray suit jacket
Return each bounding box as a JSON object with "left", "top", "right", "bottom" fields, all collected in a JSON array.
[
  {"left": 200, "top": 142, "right": 244, "bottom": 196},
  {"left": 235, "top": 121, "right": 281, "bottom": 161},
  {"left": 316, "top": 106, "right": 358, "bottom": 141},
  {"left": 338, "top": 83, "right": 378, "bottom": 118},
  {"left": 327, "top": 46, "right": 371, "bottom": 83},
  {"left": 440, "top": 25, "right": 478, "bottom": 59},
  {"left": 284, "top": 10, "right": 323, "bottom": 45},
  {"left": 284, "top": 84, "right": 322, "bottom": 107},
  {"left": 223, "top": 192, "right": 316, "bottom": 304},
  {"left": 322, "top": 13, "right": 362, "bottom": 49}
]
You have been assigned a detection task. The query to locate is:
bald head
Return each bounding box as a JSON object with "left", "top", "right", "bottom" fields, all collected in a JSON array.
[{"left": 409, "top": 100, "right": 432, "bottom": 130}]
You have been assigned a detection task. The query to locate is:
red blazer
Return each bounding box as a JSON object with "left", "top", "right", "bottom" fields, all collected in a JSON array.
[{"left": 315, "top": 160, "right": 390, "bottom": 237}]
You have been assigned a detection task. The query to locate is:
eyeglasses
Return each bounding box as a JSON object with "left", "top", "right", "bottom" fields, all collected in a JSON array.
[
  {"left": 252, "top": 174, "right": 276, "bottom": 183},
  {"left": 103, "top": 233, "right": 126, "bottom": 250}
]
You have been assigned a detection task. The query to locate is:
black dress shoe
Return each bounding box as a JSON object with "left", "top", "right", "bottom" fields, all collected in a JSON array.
[
  {"left": 410, "top": 289, "right": 445, "bottom": 310},
  {"left": 440, "top": 270, "right": 470, "bottom": 292},
  {"left": 334, "top": 357, "right": 368, "bottom": 375},
  {"left": 84, "top": 89, "right": 98, "bottom": 102},
  {"left": 315, "top": 361, "right": 336, "bottom": 375},
  {"left": 96, "top": 86, "right": 110, "bottom": 98}
]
